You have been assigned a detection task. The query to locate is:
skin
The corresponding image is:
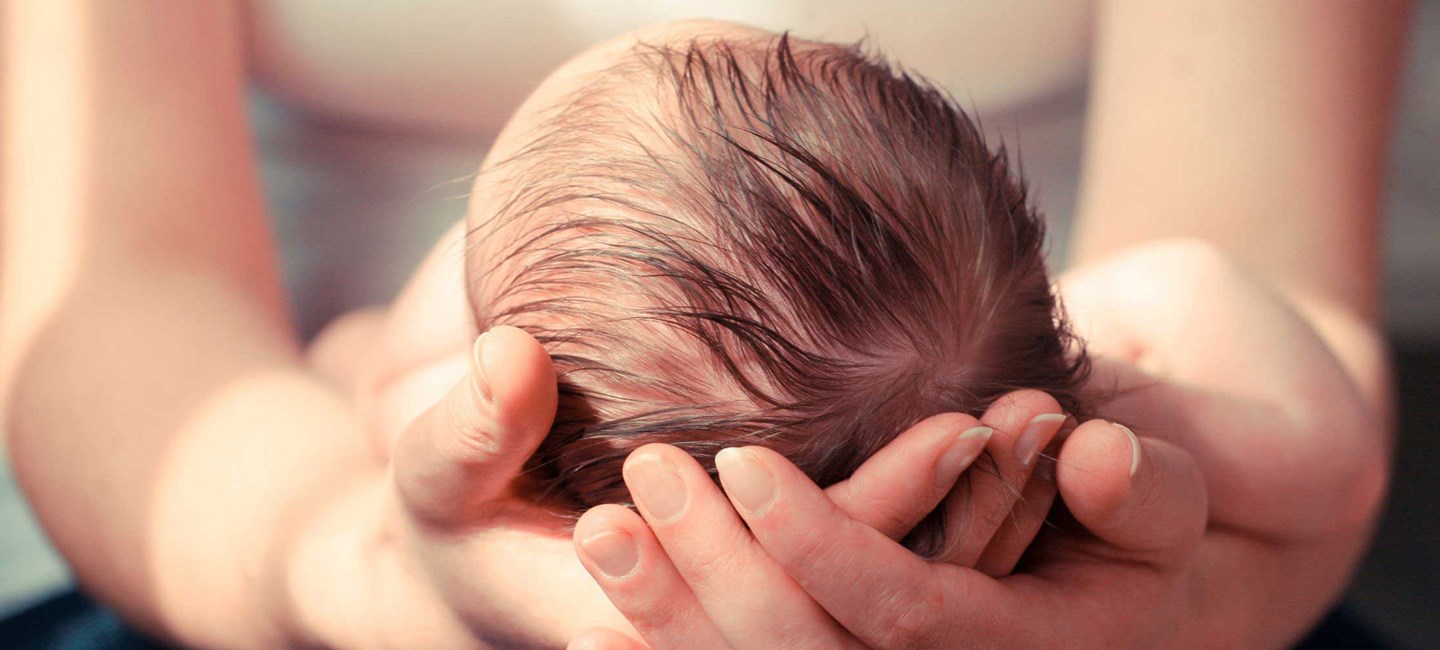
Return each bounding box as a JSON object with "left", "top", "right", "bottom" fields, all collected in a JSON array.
[
  {"left": 1, "top": 7, "right": 1054, "bottom": 648},
  {"left": 1, "top": 3, "right": 1401, "bottom": 650},
  {"left": 566, "top": 1, "right": 1408, "bottom": 647},
  {"left": 573, "top": 240, "right": 1382, "bottom": 649}
]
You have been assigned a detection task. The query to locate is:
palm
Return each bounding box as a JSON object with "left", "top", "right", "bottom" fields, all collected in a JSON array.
[
  {"left": 1059, "top": 241, "right": 1380, "bottom": 536},
  {"left": 1032, "top": 241, "right": 1384, "bottom": 646}
]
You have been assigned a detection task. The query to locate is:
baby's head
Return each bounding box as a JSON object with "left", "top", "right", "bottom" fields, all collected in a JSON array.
[{"left": 465, "top": 24, "right": 1086, "bottom": 554}]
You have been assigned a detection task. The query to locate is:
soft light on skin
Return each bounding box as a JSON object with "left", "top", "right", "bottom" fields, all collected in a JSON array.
[
  {"left": 148, "top": 369, "right": 362, "bottom": 646},
  {"left": 2, "top": 0, "right": 88, "bottom": 422},
  {"left": 3, "top": 3, "right": 303, "bottom": 644}
]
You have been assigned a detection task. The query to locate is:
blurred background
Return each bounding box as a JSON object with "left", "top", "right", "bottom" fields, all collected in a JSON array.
[{"left": 2, "top": 1, "right": 1436, "bottom": 646}]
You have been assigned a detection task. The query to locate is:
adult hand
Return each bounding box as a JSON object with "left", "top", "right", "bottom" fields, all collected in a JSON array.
[
  {"left": 297, "top": 226, "right": 632, "bottom": 648},
  {"left": 1051, "top": 239, "right": 1387, "bottom": 645},
  {"left": 289, "top": 325, "right": 634, "bottom": 647},
  {"left": 574, "top": 240, "right": 1386, "bottom": 648},
  {"left": 569, "top": 390, "right": 1088, "bottom": 649}
]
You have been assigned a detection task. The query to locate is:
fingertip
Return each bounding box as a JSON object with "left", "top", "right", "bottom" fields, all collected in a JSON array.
[
  {"left": 624, "top": 442, "right": 678, "bottom": 463},
  {"left": 1114, "top": 423, "right": 1143, "bottom": 478},
  {"left": 474, "top": 325, "right": 557, "bottom": 431},
  {"left": 983, "top": 390, "right": 1066, "bottom": 433},
  {"left": 825, "top": 412, "right": 986, "bottom": 540},
  {"left": 912, "top": 412, "right": 984, "bottom": 438},
  {"left": 1057, "top": 421, "right": 1207, "bottom": 556},
  {"left": 1056, "top": 420, "right": 1136, "bottom": 519},
  {"left": 392, "top": 327, "right": 559, "bottom": 524},
  {"left": 619, "top": 443, "right": 675, "bottom": 485},
  {"left": 575, "top": 506, "right": 650, "bottom": 583},
  {"left": 733, "top": 444, "right": 788, "bottom": 468},
  {"left": 731, "top": 445, "right": 814, "bottom": 497},
  {"left": 575, "top": 504, "right": 646, "bottom": 542},
  {"left": 980, "top": 390, "right": 1066, "bottom": 470}
]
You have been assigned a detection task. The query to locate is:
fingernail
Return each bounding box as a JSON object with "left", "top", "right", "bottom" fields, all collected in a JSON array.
[
  {"left": 625, "top": 455, "right": 687, "bottom": 522},
  {"left": 1015, "top": 413, "right": 1067, "bottom": 468},
  {"left": 1034, "top": 452, "right": 1058, "bottom": 483},
  {"left": 471, "top": 331, "right": 493, "bottom": 403},
  {"left": 936, "top": 426, "right": 993, "bottom": 480},
  {"left": 716, "top": 448, "right": 776, "bottom": 515},
  {"left": 1034, "top": 414, "right": 1077, "bottom": 483},
  {"left": 579, "top": 530, "right": 639, "bottom": 579},
  {"left": 1114, "top": 422, "right": 1142, "bottom": 477}
]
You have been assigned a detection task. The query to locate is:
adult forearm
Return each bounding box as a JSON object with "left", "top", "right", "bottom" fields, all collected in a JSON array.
[
  {"left": 1072, "top": 6, "right": 1403, "bottom": 644},
  {"left": 2, "top": 0, "right": 287, "bottom": 380},
  {"left": 1074, "top": 0, "right": 1410, "bottom": 321},
  {"left": 1, "top": 2, "right": 349, "bottom": 645},
  {"left": 1073, "top": 0, "right": 1408, "bottom": 421},
  {"left": 7, "top": 270, "right": 371, "bottom": 646}
]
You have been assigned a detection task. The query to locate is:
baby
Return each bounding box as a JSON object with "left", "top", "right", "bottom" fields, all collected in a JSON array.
[{"left": 461, "top": 28, "right": 1087, "bottom": 555}]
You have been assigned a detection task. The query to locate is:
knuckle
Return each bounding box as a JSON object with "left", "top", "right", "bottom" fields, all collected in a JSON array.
[
  {"left": 621, "top": 595, "right": 687, "bottom": 635},
  {"left": 1129, "top": 470, "right": 1170, "bottom": 525},
  {"left": 969, "top": 484, "right": 1021, "bottom": 534},
  {"left": 771, "top": 625, "right": 832, "bottom": 650},
  {"left": 868, "top": 491, "right": 927, "bottom": 537},
  {"left": 444, "top": 394, "right": 501, "bottom": 459},
  {"left": 782, "top": 518, "right": 851, "bottom": 577},
  {"left": 680, "top": 529, "right": 751, "bottom": 586},
  {"left": 980, "top": 497, "right": 1018, "bottom": 533},
  {"left": 872, "top": 579, "right": 947, "bottom": 649}
]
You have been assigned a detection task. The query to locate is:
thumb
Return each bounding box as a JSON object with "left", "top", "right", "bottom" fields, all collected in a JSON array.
[
  {"left": 1056, "top": 420, "right": 1207, "bottom": 562},
  {"left": 393, "top": 325, "right": 557, "bottom": 525}
]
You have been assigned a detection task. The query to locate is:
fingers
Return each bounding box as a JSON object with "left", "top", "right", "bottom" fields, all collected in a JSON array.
[
  {"left": 569, "top": 628, "right": 649, "bottom": 650},
  {"left": 824, "top": 412, "right": 993, "bottom": 540},
  {"left": 1056, "top": 420, "right": 1207, "bottom": 560},
  {"left": 973, "top": 445, "right": 1061, "bottom": 576},
  {"left": 716, "top": 445, "right": 979, "bottom": 649},
  {"left": 935, "top": 390, "right": 1067, "bottom": 568},
  {"left": 392, "top": 326, "right": 557, "bottom": 525},
  {"left": 573, "top": 505, "right": 726, "bottom": 649},
  {"left": 622, "top": 444, "right": 854, "bottom": 648}
]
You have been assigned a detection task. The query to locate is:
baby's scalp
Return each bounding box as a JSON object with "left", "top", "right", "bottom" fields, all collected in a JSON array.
[{"left": 463, "top": 30, "right": 1087, "bottom": 555}]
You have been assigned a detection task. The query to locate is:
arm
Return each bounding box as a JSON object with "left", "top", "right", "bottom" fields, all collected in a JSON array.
[
  {"left": 1064, "top": 0, "right": 1408, "bottom": 642},
  {"left": 1, "top": 2, "right": 370, "bottom": 645},
  {"left": 1073, "top": 0, "right": 1410, "bottom": 412},
  {"left": 3, "top": 8, "right": 635, "bottom": 647}
]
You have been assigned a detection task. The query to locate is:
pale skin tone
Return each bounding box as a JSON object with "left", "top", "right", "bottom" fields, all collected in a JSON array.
[
  {"left": 1, "top": 3, "right": 1403, "bottom": 650},
  {"left": 1, "top": 6, "right": 1057, "bottom": 648},
  {"left": 566, "top": 1, "right": 1408, "bottom": 647}
]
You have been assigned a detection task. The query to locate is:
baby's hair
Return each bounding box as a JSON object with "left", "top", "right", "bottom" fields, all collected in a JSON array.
[{"left": 468, "top": 33, "right": 1088, "bottom": 555}]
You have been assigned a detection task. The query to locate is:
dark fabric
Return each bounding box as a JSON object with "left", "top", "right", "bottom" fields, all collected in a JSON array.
[
  {"left": 0, "top": 591, "right": 162, "bottom": 650},
  {"left": 1294, "top": 606, "right": 1399, "bottom": 650}
]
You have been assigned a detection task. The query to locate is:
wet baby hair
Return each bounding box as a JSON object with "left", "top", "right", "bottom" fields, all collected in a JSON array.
[{"left": 468, "top": 32, "right": 1088, "bottom": 556}]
